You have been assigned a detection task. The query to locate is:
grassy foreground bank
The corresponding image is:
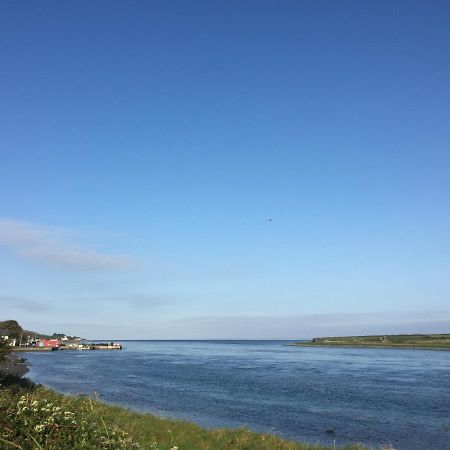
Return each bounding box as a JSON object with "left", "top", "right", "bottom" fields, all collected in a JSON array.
[
  {"left": 293, "top": 333, "right": 450, "bottom": 349},
  {"left": 0, "top": 379, "right": 365, "bottom": 450}
]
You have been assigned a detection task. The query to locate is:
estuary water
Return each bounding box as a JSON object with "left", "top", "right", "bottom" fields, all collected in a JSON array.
[{"left": 25, "top": 340, "right": 450, "bottom": 450}]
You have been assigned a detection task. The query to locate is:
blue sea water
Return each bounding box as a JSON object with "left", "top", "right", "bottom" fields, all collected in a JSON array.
[{"left": 25, "top": 340, "right": 450, "bottom": 450}]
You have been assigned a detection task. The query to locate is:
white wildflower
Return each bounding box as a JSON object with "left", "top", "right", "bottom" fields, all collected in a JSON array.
[{"left": 34, "top": 424, "right": 46, "bottom": 433}]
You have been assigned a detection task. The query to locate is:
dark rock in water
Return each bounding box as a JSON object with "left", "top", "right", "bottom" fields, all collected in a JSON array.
[{"left": 0, "top": 353, "right": 29, "bottom": 380}]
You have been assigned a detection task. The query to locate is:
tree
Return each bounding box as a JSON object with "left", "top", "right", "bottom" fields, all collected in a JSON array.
[{"left": 0, "top": 320, "right": 23, "bottom": 340}]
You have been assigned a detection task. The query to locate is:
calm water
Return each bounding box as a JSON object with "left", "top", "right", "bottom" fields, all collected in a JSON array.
[{"left": 25, "top": 341, "right": 450, "bottom": 450}]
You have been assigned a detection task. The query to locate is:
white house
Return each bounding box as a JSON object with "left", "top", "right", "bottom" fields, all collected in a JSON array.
[
  {"left": 0, "top": 329, "right": 17, "bottom": 346},
  {"left": 0, "top": 328, "right": 9, "bottom": 341}
]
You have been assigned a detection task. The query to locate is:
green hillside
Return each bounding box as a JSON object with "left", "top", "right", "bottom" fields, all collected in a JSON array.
[{"left": 294, "top": 334, "right": 450, "bottom": 349}]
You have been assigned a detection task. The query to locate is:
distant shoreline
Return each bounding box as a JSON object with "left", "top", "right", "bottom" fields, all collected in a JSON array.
[
  {"left": 292, "top": 333, "right": 450, "bottom": 350},
  {"left": 291, "top": 343, "right": 450, "bottom": 350},
  {"left": 13, "top": 347, "right": 53, "bottom": 352}
]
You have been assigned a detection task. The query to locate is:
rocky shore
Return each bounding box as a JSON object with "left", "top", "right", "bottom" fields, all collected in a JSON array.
[{"left": 0, "top": 352, "right": 29, "bottom": 380}]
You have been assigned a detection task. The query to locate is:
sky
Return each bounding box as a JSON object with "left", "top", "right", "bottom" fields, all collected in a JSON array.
[{"left": 1, "top": 1, "right": 449, "bottom": 339}]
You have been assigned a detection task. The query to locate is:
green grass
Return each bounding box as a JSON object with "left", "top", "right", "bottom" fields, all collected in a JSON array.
[
  {"left": 293, "top": 333, "right": 450, "bottom": 349},
  {"left": 0, "top": 380, "right": 365, "bottom": 450}
]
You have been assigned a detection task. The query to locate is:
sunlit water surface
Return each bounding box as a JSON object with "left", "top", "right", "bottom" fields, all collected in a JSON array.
[{"left": 25, "top": 340, "right": 450, "bottom": 449}]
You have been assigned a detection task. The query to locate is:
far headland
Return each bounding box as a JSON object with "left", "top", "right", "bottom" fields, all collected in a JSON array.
[{"left": 293, "top": 333, "right": 450, "bottom": 350}]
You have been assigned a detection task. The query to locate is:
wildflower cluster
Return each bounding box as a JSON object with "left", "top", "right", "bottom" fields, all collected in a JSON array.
[
  {"left": 16, "top": 396, "right": 76, "bottom": 430},
  {"left": 1, "top": 389, "right": 140, "bottom": 449}
]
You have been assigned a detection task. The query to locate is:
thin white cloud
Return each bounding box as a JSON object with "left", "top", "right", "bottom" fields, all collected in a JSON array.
[
  {"left": 0, "top": 218, "right": 135, "bottom": 271},
  {"left": 69, "top": 293, "right": 169, "bottom": 308},
  {"left": 0, "top": 295, "right": 50, "bottom": 312}
]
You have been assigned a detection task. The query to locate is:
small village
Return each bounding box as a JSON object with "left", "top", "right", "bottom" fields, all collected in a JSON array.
[{"left": 0, "top": 327, "right": 122, "bottom": 351}]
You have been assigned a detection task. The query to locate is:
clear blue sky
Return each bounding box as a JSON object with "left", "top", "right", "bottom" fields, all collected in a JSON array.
[{"left": 1, "top": 1, "right": 449, "bottom": 338}]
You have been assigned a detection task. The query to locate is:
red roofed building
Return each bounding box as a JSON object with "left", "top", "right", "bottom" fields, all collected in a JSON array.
[{"left": 38, "top": 339, "right": 60, "bottom": 348}]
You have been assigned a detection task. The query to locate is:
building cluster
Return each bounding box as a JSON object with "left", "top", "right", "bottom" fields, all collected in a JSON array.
[
  {"left": 1, "top": 329, "right": 122, "bottom": 351},
  {"left": 0, "top": 330, "right": 82, "bottom": 349},
  {"left": 0, "top": 328, "right": 122, "bottom": 351},
  {"left": 0, "top": 328, "right": 17, "bottom": 347},
  {"left": 26, "top": 338, "right": 61, "bottom": 348}
]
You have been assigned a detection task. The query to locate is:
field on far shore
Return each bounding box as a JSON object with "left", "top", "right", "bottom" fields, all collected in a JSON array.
[{"left": 293, "top": 334, "right": 450, "bottom": 349}]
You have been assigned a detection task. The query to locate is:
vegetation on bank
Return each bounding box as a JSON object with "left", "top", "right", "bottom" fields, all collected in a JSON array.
[
  {"left": 0, "top": 339, "right": 12, "bottom": 362},
  {"left": 1, "top": 320, "right": 24, "bottom": 340},
  {"left": 0, "top": 319, "right": 82, "bottom": 341},
  {"left": 293, "top": 333, "right": 450, "bottom": 349},
  {"left": 0, "top": 380, "right": 366, "bottom": 450}
]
